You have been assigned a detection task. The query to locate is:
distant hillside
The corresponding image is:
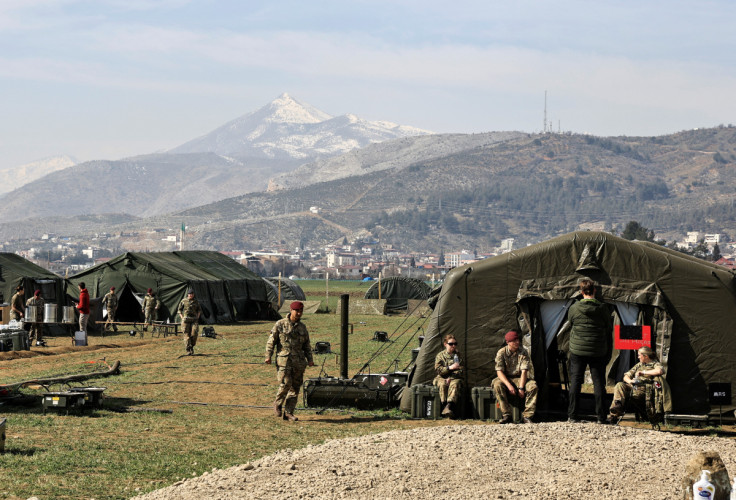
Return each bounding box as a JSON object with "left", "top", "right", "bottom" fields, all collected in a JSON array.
[
  {"left": 3, "top": 127, "right": 736, "bottom": 252},
  {"left": 0, "top": 155, "right": 76, "bottom": 194},
  {"left": 0, "top": 94, "right": 430, "bottom": 221}
]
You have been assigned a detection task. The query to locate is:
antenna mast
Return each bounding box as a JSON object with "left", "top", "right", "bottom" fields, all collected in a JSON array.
[{"left": 544, "top": 90, "right": 548, "bottom": 133}]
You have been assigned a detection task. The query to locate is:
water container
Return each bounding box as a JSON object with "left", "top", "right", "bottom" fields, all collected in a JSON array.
[
  {"left": 693, "top": 470, "right": 715, "bottom": 499},
  {"left": 730, "top": 476, "right": 736, "bottom": 500},
  {"left": 44, "top": 303, "right": 57, "bottom": 323}
]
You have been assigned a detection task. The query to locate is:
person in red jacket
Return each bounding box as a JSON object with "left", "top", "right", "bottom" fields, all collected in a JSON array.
[{"left": 75, "top": 282, "right": 90, "bottom": 333}]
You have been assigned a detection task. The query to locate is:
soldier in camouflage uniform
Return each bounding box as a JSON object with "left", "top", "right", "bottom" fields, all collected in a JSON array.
[
  {"left": 265, "top": 301, "right": 314, "bottom": 421},
  {"left": 433, "top": 333, "right": 464, "bottom": 418},
  {"left": 142, "top": 288, "right": 160, "bottom": 331},
  {"left": 492, "top": 330, "right": 537, "bottom": 424},
  {"left": 25, "top": 290, "right": 45, "bottom": 346},
  {"left": 10, "top": 286, "right": 24, "bottom": 322},
  {"left": 177, "top": 289, "right": 201, "bottom": 355},
  {"left": 609, "top": 346, "right": 669, "bottom": 423},
  {"left": 103, "top": 286, "right": 118, "bottom": 332}
]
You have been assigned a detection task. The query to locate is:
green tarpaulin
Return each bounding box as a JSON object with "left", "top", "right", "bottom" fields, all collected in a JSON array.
[
  {"left": 401, "top": 231, "right": 736, "bottom": 415},
  {"left": 67, "top": 251, "right": 273, "bottom": 324},
  {"left": 264, "top": 277, "right": 306, "bottom": 308},
  {"left": 364, "top": 276, "right": 432, "bottom": 312},
  {"left": 0, "top": 253, "right": 66, "bottom": 323}
]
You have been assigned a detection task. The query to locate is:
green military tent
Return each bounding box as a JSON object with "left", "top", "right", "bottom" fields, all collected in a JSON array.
[
  {"left": 0, "top": 253, "right": 66, "bottom": 322},
  {"left": 364, "top": 276, "right": 433, "bottom": 312},
  {"left": 400, "top": 231, "right": 736, "bottom": 416},
  {"left": 264, "top": 277, "right": 306, "bottom": 309},
  {"left": 66, "top": 251, "right": 273, "bottom": 325}
]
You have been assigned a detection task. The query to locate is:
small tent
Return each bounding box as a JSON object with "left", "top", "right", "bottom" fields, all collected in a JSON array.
[
  {"left": 401, "top": 231, "right": 736, "bottom": 415},
  {"left": 364, "top": 276, "right": 432, "bottom": 312},
  {"left": 66, "top": 251, "right": 273, "bottom": 325},
  {"left": 0, "top": 253, "right": 67, "bottom": 323},
  {"left": 264, "top": 277, "right": 306, "bottom": 309}
]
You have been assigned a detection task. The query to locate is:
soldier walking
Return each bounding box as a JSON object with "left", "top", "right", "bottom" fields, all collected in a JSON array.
[
  {"left": 177, "top": 289, "right": 201, "bottom": 355},
  {"left": 103, "top": 286, "right": 118, "bottom": 332},
  {"left": 142, "top": 288, "right": 160, "bottom": 331},
  {"left": 265, "top": 301, "right": 314, "bottom": 421},
  {"left": 10, "top": 286, "right": 24, "bottom": 322}
]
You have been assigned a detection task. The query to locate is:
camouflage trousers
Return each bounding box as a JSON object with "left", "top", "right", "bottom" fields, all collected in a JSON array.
[
  {"left": 433, "top": 376, "right": 463, "bottom": 404},
  {"left": 183, "top": 320, "right": 198, "bottom": 349},
  {"left": 144, "top": 309, "right": 156, "bottom": 327},
  {"left": 105, "top": 307, "right": 117, "bottom": 332},
  {"left": 492, "top": 376, "right": 538, "bottom": 419},
  {"left": 611, "top": 382, "right": 645, "bottom": 414},
  {"left": 28, "top": 322, "right": 43, "bottom": 343},
  {"left": 274, "top": 364, "right": 306, "bottom": 413}
]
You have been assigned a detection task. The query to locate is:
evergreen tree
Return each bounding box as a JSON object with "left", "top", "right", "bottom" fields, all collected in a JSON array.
[{"left": 712, "top": 242, "right": 722, "bottom": 262}]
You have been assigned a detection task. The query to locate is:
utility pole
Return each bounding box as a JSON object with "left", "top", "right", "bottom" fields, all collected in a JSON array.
[{"left": 544, "top": 90, "right": 548, "bottom": 133}]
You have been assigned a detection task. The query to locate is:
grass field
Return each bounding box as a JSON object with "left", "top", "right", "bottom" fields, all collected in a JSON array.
[{"left": 0, "top": 281, "right": 454, "bottom": 499}]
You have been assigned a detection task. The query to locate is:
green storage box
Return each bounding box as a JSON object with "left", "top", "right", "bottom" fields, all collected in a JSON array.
[
  {"left": 10, "top": 330, "right": 29, "bottom": 351},
  {"left": 410, "top": 384, "right": 441, "bottom": 419},
  {"left": 471, "top": 386, "right": 495, "bottom": 420}
]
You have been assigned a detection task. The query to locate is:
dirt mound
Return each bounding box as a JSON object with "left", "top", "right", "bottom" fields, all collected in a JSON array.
[{"left": 134, "top": 422, "right": 736, "bottom": 499}]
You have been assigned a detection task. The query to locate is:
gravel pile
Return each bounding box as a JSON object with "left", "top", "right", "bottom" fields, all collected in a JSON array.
[{"left": 135, "top": 422, "right": 736, "bottom": 499}]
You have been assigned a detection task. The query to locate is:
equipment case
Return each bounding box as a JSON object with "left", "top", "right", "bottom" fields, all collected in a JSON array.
[
  {"left": 410, "top": 384, "right": 442, "bottom": 419},
  {"left": 471, "top": 386, "right": 495, "bottom": 420},
  {"left": 303, "top": 377, "right": 393, "bottom": 410}
]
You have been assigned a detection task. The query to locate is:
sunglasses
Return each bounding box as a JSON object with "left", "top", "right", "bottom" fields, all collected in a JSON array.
[{"left": 447, "top": 342, "right": 457, "bottom": 346}]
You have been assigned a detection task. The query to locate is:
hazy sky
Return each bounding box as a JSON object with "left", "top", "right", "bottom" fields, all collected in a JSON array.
[{"left": 1, "top": 0, "right": 735, "bottom": 171}]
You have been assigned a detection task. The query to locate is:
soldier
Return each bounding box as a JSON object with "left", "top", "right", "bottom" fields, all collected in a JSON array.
[
  {"left": 102, "top": 286, "right": 118, "bottom": 332},
  {"left": 177, "top": 289, "right": 201, "bottom": 355},
  {"left": 142, "top": 288, "right": 160, "bottom": 331},
  {"left": 25, "top": 289, "right": 45, "bottom": 346},
  {"left": 265, "top": 301, "right": 314, "bottom": 421},
  {"left": 608, "top": 346, "right": 670, "bottom": 423},
  {"left": 10, "top": 286, "right": 24, "bottom": 322},
  {"left": 433, "top": 333, "right": 464, "bottom": 418},
  {"left": 492, "top": 329, "right": 537, "bottom": 424}
]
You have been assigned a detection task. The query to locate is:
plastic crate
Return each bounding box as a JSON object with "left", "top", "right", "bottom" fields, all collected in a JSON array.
[
  {"left": 471, "top": 386, "right": 495, "bottom": 420},
  {"left": 410, "top": 384, "right": 441, "bottom": 419}
]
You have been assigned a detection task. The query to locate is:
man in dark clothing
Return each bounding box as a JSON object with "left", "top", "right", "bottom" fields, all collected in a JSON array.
[{"left": 567, "top": 278, "right": 611, "bottom": 424}]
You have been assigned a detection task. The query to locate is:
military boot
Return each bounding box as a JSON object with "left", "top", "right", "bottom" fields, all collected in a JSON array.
[
  {"left": 282, "top": 412, "right": 298, "bottom": 422},
  {"left": 273, "top": 403, "right": 283, "bottom": 417}
]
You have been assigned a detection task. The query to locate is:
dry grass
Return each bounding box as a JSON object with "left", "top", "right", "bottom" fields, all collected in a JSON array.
[{"left": 0, "top": 301, "right": 454, "bottom": 499}]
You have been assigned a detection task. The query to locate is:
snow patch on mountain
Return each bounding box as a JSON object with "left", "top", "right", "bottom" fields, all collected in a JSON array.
[{"left": 169, "top": 93, "right": 432, "bottom": 160}]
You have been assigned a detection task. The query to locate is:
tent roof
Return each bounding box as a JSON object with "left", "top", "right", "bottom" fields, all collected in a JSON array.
[{"left": 0, "top": 253, "right": 60, "bottom": 279}]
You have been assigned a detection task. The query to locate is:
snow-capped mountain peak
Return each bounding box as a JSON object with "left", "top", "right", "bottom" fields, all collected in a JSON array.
[{"left": 168, "top": 93, "right": 432, "bottom": 160}]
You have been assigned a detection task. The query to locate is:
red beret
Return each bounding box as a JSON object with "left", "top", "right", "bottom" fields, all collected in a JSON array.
[
  {"left": 147, "top": 288, "right": 153, "bottom": 293},
  {"left": 290, "top": 301, "right": 304, "bottom": 311},
  {"left": 504, "top": 330, "right": 520, "bottom": 342},
  {"left": 110, "top": 286, "right": 115, "bottom": 291},
  {"left": 34, "top": 290, "right": 41, "bottom": 296}
]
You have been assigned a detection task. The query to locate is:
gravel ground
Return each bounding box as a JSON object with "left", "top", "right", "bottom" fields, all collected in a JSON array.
[{"left": 134, "top": 422, "right": 736, "bottom": 500}]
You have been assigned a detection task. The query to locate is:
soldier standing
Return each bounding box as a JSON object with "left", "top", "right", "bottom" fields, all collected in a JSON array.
[
  {"left": 10, "top": 286, "right": 24, "bottom": 322},
  {"left": 25, "top": 290, "right": 45, "bottom": 346},
  {"left": 265, "top": 301, "right": 314, "bottom": 421},
  {"left": 142, "top": 288, "right": 160, "bottom": 331},
  {"left": 103, "top": 286, "right": 118, "bottom": 332},
  {"left": 177, "top": 289, "right": 201, "bottom": 355}
]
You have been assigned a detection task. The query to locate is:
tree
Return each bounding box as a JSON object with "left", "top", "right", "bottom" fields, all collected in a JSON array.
[
  {"left": 438, "top": 250, "right": 445, "bottom": 267},
  {"left": 621, "top": 221, "right": 655, "bottom": 242},
  {"left": 712, "top": 243, "right": 722, "bottom": 262}
]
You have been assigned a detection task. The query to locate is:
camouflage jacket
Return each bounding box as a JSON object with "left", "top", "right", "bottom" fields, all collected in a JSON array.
[
  {"left": 142, "top": 294, "right": 159, "bottom": 311},
  {"left": 103, "top": 291, "right": 118, "bottom": 309},
  {"left": 25, "top": 296, "right": 45, "bottom": 321},
  {"left": 495, "top": 345, "right": 533, "bottom": 379},
  {"left": 434, "top": 350, "right": 463, "bottom": 380},
  {"left": 177, "top": 297, "right": 200, "bottom": 322},
  {"left": 266, "top": 318, "right": 313, "bottom": 368}
]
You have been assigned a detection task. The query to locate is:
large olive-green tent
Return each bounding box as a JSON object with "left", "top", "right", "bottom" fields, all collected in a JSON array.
[
  {"left": 401, "top": 231, "right": 736, "bottom": 416},
  {"left": 364, "top": 276, "right": 432, "bottom": 312},
  {"left": 264, "top": 277, "right": 306, "bottom": 309},
  {"left": 67, "top": 251, "right": 273, "bottom": 325},
  {"left": 0, "top": 253, "right": 66, "bottom": 322}
]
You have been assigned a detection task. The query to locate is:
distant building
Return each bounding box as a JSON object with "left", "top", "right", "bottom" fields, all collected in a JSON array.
[
  {"left": 686, "top": 232, "right": 700, "bottom": 244},
  {"left": 446, "top": 251, "right": 475, "bottom": 268},
  {"left": 500, "top": 238, "right": 515, "bottom": 253}
]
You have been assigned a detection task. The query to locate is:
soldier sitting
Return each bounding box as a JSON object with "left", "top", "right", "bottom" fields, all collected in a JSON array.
[
  {"left": 433, "top": 334, "right": 463, "bottom": 418},
  {"left": 608, "top": 346, "right": 671, "bottom": 424},
  {"left": 492, "top": 330, "right": 537, "bottom": 424}
]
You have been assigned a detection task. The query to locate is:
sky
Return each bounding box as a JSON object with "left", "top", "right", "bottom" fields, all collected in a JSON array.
[{"left": 1, "top": 0, "right": 735, "bottom": 171}]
